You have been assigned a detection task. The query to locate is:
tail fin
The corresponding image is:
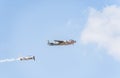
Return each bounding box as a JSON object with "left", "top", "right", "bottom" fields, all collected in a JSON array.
[
  {"left": 48, "top": 40, "right": 50, "bottom": 45},
  {"left": 33, "top": 56, "right": 35, "bottom": 61}
]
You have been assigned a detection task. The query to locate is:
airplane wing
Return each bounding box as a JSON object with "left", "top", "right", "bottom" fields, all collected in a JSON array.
[{"left": 54, "top": 40, "right": 64, "bottom": 43}]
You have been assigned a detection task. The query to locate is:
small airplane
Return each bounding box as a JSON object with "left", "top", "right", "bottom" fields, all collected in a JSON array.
[
  {"left": 48, "top": 39, "right": 76, "bottom": 46},
  {"left": 18, "top": 56, "right": 35, "bottom": 61}
]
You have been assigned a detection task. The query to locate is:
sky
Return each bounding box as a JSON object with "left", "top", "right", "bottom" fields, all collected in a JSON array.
[{"left": 0, "top": 0, "right": 120, "bottom": 78}]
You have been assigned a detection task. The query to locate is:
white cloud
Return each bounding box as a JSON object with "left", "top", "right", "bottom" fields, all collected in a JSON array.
[{"left": 81, "top": 5, "right": 120, "bottom": 60}]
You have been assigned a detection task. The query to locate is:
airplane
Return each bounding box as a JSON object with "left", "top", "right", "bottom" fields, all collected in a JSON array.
[
  {"left": 18, "top": 56, "right": 35, "bottom": 61},
  {"left": 48, "top": 39, "right": 76, "bottom": 46}
]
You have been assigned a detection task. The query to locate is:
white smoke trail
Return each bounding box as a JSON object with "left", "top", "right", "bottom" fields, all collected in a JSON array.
[{"left": 0, "top": 58, "right": 19, "bottom": 63}]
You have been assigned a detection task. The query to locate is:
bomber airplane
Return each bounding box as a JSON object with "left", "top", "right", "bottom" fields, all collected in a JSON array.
[
  {"left": 18, "top": 56, "right": 35, "bottom": 61},
  {"left": 48, "top": 39, "right": 76, "bottom": 46}
]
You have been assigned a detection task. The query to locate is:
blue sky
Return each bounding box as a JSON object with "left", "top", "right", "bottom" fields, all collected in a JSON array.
[{"left": 0, "top": 0, "right": 120, "bottom": 78}]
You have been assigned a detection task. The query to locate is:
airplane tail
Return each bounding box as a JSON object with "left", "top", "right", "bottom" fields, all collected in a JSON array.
[
  {"left": 48, "top": 40, "right": 50, "bottom": 45},
  {"left": 33, "top": 56, "right": 35, "bottom": 61}
]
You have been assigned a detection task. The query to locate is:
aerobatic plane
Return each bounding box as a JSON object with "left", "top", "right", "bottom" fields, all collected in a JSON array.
[
  {"left": 18, "top": 56, "right": 35, "bottom": 61},
  {"left": 48, "top": 39, "right": 76, "bottom": 46}
]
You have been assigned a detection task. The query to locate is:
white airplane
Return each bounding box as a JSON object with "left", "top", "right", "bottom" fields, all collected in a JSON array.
[
  {"left": 48, "top": 39, "right": 76, "bottom": 46},
  {"left": 18, "top": 56, "right": 35, "bottom": 61}
]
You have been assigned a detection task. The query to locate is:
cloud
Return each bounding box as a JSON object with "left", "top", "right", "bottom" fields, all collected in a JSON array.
[{"left": 81, "top": 5, "right": 120, "bottom": 60}]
